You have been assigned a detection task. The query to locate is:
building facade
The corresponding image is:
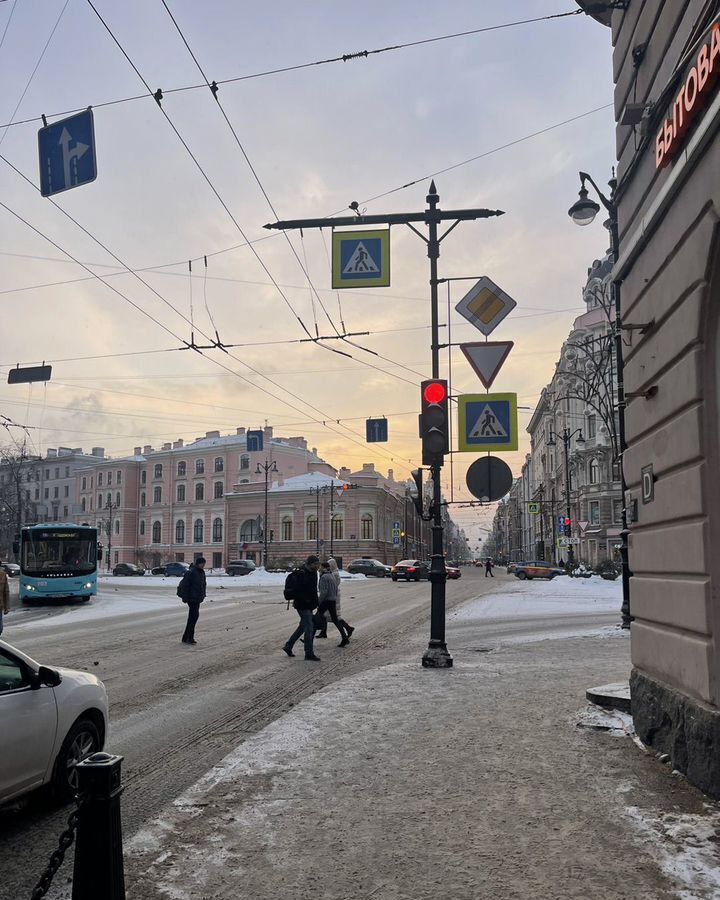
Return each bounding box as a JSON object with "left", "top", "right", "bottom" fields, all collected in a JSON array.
[{"left": 585, "top": 1, "right": 720, "bottom": 796}]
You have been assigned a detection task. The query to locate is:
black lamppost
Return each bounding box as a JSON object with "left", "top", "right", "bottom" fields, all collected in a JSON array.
[
  {"left": 547, "top": 427, "right": 585, "bottom": 568},
  {"left": 568, "top": 170, "right": 631, "bottom": 628},
  {"left": 103, "top": 499, "right": 118, "bottom": 573},
  {"left": 256, "top": 459, "right": 277, "bottom": 569}
]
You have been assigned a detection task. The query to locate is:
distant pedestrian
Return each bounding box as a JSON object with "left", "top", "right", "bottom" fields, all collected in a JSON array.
[
  {"left": 180, "top": 558, "right": 207, "bottom": 645},
  {"left": 485, "top": 558, "right": 494, "bottom": 578},
  {"left": 0, "top": 566, "right": 9, "bottom": 635},
  {"left": 316, "top": 562, "right": 349, "bottom": 647},
  {"left": 282, "top": 555, "right": 321, "bottom": 661}
]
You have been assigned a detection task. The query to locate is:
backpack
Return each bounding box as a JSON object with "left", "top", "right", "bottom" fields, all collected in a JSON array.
[
  {"left": 283, "top": 568, "right": 303, "bottom": 608},
  {"left": 177, "top": 570, "right": 192, "bottom": 603}
]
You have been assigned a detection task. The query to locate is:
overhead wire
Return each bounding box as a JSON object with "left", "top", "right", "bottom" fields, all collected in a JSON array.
[{"left": 0, "top": 0, "right": 18, "bottom": 55}]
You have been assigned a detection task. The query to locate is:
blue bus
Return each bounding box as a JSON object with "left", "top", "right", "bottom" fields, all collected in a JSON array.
[{"left": 14, "top": 524, "right": 101, "bottom": 603}]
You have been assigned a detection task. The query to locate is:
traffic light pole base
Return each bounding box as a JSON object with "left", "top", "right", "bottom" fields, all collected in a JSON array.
[{"left": 422, "top": 642, "right": 454, "bottom": 668}]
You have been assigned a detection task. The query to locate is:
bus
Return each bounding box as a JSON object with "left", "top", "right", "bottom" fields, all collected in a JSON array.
[{"left": 14, "top": 524, "right": 102, "bottom": 603}]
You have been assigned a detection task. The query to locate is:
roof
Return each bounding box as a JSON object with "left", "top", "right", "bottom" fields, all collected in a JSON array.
[{"left": 268, "top": 472, "right": 349, "bottom": 493}]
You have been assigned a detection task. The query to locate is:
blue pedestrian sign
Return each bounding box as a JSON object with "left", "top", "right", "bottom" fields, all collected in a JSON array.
[
  {"left": 457, "top": 393, "right": 518, "bottom": 452},
  {"left": 332, "top": 229, "right": 390, "bottom": 289},
  {"left": 366, "top": 417, "right": 388, "bottom": 443},
  {"left": 38, "top": 110, "right": 97, "bottom": 198},
  {"left": 246, "top": 429, "right": 264, "bottom": 452}
]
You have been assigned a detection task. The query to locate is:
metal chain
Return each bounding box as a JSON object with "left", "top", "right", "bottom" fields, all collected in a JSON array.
[{"left": 30, "top": 795, "right": 86, "bottom": 900}]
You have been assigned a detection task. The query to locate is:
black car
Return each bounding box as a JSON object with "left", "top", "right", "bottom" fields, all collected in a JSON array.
[
  {"left": 112, "top": 563, "right": 146, "bottom": 576},
  {"left": 151, "top": 562, "right": 190, "bottom": 577},
  {"left": 391, "top": 559, "right": 430, "bottom": 581},
  {"left": 347, "top": 559, "right": 389, "bottom": 578},
  {"left": 226, "top": 560, "right": 257, "bottom": 576},
  {"left": 0, "top": 561, "right": 20, "bottom": 577}
]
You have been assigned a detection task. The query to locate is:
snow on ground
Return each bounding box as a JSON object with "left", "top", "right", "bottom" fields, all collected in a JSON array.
[{"left": 96, "top": 568, "right": 366, "bottom": 589}]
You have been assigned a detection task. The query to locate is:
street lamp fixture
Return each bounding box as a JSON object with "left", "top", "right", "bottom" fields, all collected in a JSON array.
[{"left": 568, "top": 181, "right": 601, "bottom": 226}]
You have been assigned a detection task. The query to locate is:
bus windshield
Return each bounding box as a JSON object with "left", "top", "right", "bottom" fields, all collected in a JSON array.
[{"left": 21, "top": 529, "right": 97, "bottom": 576}]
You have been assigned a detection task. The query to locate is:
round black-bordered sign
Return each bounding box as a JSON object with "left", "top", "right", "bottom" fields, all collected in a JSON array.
[{"left": 466, "top": 456, "right": 513, "bottom": 501}]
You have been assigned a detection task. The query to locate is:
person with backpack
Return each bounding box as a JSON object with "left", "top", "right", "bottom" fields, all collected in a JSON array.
[
  {"left": 282, "top": 555, "right": 321, "bottom": 661},
  {"left": 179, "top": 558, "right": 207, "bottom": 644}
]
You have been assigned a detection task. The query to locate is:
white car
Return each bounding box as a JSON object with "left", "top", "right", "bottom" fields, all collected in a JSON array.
[{"left": 0, "top": 639, "right": 108, "bottom": 804}]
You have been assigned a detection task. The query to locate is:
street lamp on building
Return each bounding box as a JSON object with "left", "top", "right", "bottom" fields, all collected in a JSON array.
[
  {"left": 547, "top": 427, "right": 585, "bottom": 568},
  {"left": 568, "top": 170, "right": 631, "bottom": 629},
  {"left": 256, "top": 459, "right": 277, "bottom": 569}
]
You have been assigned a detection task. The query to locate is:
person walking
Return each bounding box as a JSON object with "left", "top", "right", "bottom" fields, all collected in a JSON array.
[
  {"left": 181, "top": 557, "right": 207, "bottom": 645},
  {"left": 0, "top": 566, "right": 9, "bottom": 636},
  {"left": 316, "top": 561, "right": 349, "bottom": 647},
  {"left": 327, "top": 558, "right": 354, "bottom": 639},
  {"left": 485, "top": 558, "right": 494, "bottom": 578},
  {"left": 282, "top": 555, "right": 321, "bottom": 661}
]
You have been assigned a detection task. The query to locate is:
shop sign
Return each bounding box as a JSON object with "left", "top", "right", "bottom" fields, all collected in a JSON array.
[{"left": 656, "top": 21, "right": 720, "bottom": 168}]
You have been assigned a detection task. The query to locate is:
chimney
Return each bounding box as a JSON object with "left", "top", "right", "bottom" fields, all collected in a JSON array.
[
  {"left": 47, "top": 448, "right": 58, "bottom": 458},
  {"left": 206, "top": 430, "right": 220, "bottom": 439},
  {"left": 362, "top": 463, "right": 375, "bottom": 472},
  {"left": 134, "top": 447, "right": 142, "bottom": 456},
  {"left": 312, "top": 447, "right": 317, "bottom": 456},
  {"left": 58, "top": 446, "right": 72, "bottom": 455},
  {"left": 236, "top": 427, "right": 246, "bottom": 436},
  {"left": 162, "top": 443, "right": 171, "bottom": 451},
  {"left": 388, "top": 468, "right": 394, "bottom": 481},
  {"left": 173, "top": 439, "right": 184, "bottom": 449},
  {"left": 71, "top": 448, "right": 82, "bottom": 454},
  {"left": 338, "top": 467, "right": 352, "bottom": 480},
  {"left": 264, "top": 425, "right": 273, "bottom": 440},
  {"left": 91, "top": 447, "right": 105, "bottom": 458},
  {"left": 143, "top": 445, "right": 153, "bottom": 455}
]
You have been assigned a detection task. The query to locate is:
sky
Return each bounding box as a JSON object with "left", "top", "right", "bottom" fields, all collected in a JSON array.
[{"left": 0, "top": 0, "right": 617, "bottom": 544}]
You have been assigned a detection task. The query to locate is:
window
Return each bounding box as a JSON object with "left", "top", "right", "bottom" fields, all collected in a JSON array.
[
  {"left": 331, "top": 516, "right": 344, "bottom": 540},
  {"left": 140, "top": 492, "right": 146, "bottom": 507},
  {"left": 587, "top": 415, "right": 596, "bottom": 439},
  {"left": 53, "top": 508, "right": 59, "bottom": 521},
  {"left": 214, "top": 481, "right": 223, "bottom": 499},
  {"left": 177, "top": 461, "right": 186, "bottom": 477},
  {"left": 114, "top": 551, "right": 119, "bottom": 565},
  {"left": 81, "top": 497, "right": 86, "bottom": 512},
  {"left": 53, "top": 487, "right": 59, "bottom": 499},
  {"left": 114, "top": 520, "right": 120, "bottom": 535},
  {"left": 214, "top": 457, "right": 224, "bottom": 473},
  {"left": 141, "top": 470, "right": 147, "bottom": 485},
  {"left": 63, "top": 506, "right": 68, "bottom": 518},
  {"left": 107, "top": 471, "right": 112, "bottom": 485},
  {"left": 81, "top": 476, "right": 87, "bottom": 491},
  {"left": 589, "top": 500, "right": 600, "bottom": 526},
  {"left": 176, "top": 520, "right": 185, "bottom": 543},
  {"left": 154, "top": 463, "right": 163, "bottom": 479},
  {"left": 588, "top": 459, "right": 599, "bottom": 485},
  {"left": 25, "top": 490, "right": 30, "bottom": 501},
  {"left": 282, "top": 516, "right": 292, "bottom": 541},
  {"left": 212, "top": 552, "right": 222, "bottom": 569},
  {"left": 177, "top": 484, "right": 186, "bottom": 502},
  {"left": 106, "top": 492, "right": 112, "bottom": 508},
  {"left": 152, "top": 521, "right": 161, "bottom": 543},
  {"left": 612, "top": 499, "right": 623, "bottom": 524},
  {"left": 116, "top": 492, "right": 121, "bottom": 507},
  {"left": 212, "top": 518, "right": 223, "bottom": 542},
  {"left": 195, "top": 483, "right": 205, "bottom": 502},
  {"left": 117, "top": 470, "right": 122, "bottom": 484},
  {"left": 45, "top": 469, "right": 50, "bottom": 479},
  {"left": 64, "top": 485, "right": 69, "bottom": 497},
  {"left": 195, "top": 459, "right": 205, "bottom": 475},
  {"left": 140, "top": 520, "right": 145, "bottom": 536},
  {"left": 54, "top": 467, "right": 59, "bottom": 479},
  {"left": 35, "top": 488, "right": 39, "bottom": 500},
  {"left": 361, "top": 513, "right": 374, "bottom": 540},
  {"left": 65, "top": 467, "right": 70, "bottom": 478},
  {"left": 612, "top": 459, "right": 621, "bottom": 481},
  {"left": 240, "top": 455, "right": 250, "bottom": 470},
  {"left": 0, "top": 649, "right": 28, "bottom": 692},
  {"left": 193, "top": 518, "right": 204, "bottom": 543},
  {"left": 306, "top": 515, "right": 317, "bottom": 541},
  {"left": 153, "top": 486, "right": 162, "bottom": 503},
  {"left": 239, "top": 519, "right": 258, "bottom": 542},
  {"left": 98, "top": 472, "right": 103, "bottom": 486}
]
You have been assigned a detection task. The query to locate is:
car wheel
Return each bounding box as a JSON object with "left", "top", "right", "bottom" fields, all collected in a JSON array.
[
  {"left": 52, "top": 717, "right": 101, "bottom": 803},
  {"left": 516, "top": 572, "right": 527, "bottom": 580}
]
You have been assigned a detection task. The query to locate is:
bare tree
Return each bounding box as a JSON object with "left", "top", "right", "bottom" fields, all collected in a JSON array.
[{"left": 0, "top": 442, "right": 38, "bottom": 558}]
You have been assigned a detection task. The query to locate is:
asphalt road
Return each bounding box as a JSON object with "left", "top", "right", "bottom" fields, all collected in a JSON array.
[{"left": 0, "top": 570, "right": 620, "bottom": 900}]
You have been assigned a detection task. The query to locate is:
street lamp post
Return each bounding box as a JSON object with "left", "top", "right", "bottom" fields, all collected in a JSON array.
[
  {"left": 547, "top": 427, "right": 585, "bottom": 569},
  {"left": 568, "top": 171, "right": 631, "bottom": 628},
  {"left": 256, "top": 459, "right": 277, "bottom": 569},
  {"left": 103, "top": 499, "right": 118, "bottom": 573}
]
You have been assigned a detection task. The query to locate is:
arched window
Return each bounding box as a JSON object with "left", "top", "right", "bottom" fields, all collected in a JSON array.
[
  {"left": 282, "top": 516, "right": 292, "bottom": 541},
  {"left": 153, "top": 486, "right": 162, "bottom": 503},
  {"left": 107, "top": 472, "right": 112, "bottom": 485},
  {"left": 98, "top": 472, "right": 103, "bottom": 486},
  {"left": 214, "top": 457, "right": 224, "bottom": 472},
  {"left": 114, "top": 520, "right": 120, "bottom": 535},
  {"left": 139, "top": 520, "right": 145, "bottom": 536},
  {"left": 306, "top": 515, "right": 317, "bottom": 541},
  {"left": 106, "top": 492, "right": 112, "bottom": 508},
  {"left": 141, "top": 470, "right": 147, "bottom": 485},
  {"left": 195, "top": 459, "right": 205, "bottom": 475},
  {"left": 177, "top": 484, "right": 185, "bottom": 502},
  {"left": 331, "top": 516, "right": 344, "bottom": 540},
  {"left": 140, "top": 492, "right": 146, "bottom": 507},
  {"left": 152, "top": 521, "right": 161, "bottom": 544},
  {"left": 175, "top": 519, "right": 185, "bottom": 543},
  {"left": 212, "top": 518, "right": 223, "bottom": 542},
  {"left": 361, "top": 514, "right": 374, "bottom": 540},
  {"left": 214, "top": 481, "right": 224, "bottom": 499},
  {"left": 154, "top": 463, "right": 163, "bottom": 479},
  {"left": 193, "top": 518, "right": 204, "bottom": 543},
  {"left": 589, "top": 458, "right": 599, "bottom": 485},
  {"left": 81, "top": 497, "right": 86, "bottom": 512},
  {"left": 239, "top": 519, "right": 257, "bottom": 542},
  {"left": 195, "top": 483, "right": 205, "bottom": 501},
  {"left": 116, "top": 492, "right": 121, "bottom": 507},
  {"left": 177, "top": 461, "right": 186, "bottom": 477}
]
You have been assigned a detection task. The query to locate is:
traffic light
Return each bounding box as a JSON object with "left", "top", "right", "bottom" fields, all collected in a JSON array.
[
  {"left": 420, "top": 379, "right": 449, "bottom": 467},
  {"left": 564, "top": 517, "right": 571, "bottom": 535}
]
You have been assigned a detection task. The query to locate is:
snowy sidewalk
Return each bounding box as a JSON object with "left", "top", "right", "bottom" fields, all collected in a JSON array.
[{"left": 123, "top": 584, "right": 720, "bottom": 900}]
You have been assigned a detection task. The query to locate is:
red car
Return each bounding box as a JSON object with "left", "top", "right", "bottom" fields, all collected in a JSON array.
[{"left": 446, "top": 566, "right": 461, "bottom": 580}]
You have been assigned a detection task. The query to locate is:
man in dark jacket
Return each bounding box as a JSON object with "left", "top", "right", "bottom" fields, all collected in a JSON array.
[
  {"left": 282, "top": 555, "right": 321, "bottom": 661},
  {"left": 181, "top": 558, "right": 207, "bottom": 645}
]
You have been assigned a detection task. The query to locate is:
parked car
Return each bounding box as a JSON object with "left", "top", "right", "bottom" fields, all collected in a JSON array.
[
  {"left": 0, "top": 638, "right": 108, "bottom": 804},
  {"left": 0, "top": 561, "right": 20, "bottom": 577},
  {"left": 151, "top": 562, "right": 190, "bottom": 577},
  {"left": 226, "top": 560, "right": 257, "bottom": 576},
  {"left": 513, "top": 561, "right": 565, "bottom": 580},
  {"left": 112, "top": 563, "right": 146, "bottom": 576},
  {"left": 391, "top": 560, "right": 430, "bottom": 581},
  {"left": 446, "top": 565, "right": 461, "bottom": 580},
  {"left": 506, "top": 562, "right": 518, "bottom": 575},
  {"left": 347, "top": 559, "right": 389, "bottom": 578}
]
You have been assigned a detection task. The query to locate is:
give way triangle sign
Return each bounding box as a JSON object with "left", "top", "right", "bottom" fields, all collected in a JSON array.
[{"left": 459, "top": 341, "right": 514, "bottom": 389}]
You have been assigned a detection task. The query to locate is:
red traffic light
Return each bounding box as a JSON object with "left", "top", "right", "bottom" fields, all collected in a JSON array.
[
  {"left": 564, "top": 517, "right": 571, "bottom": 526},
  {"left": 423, "top": 381, "right": 447, "bottom": 404}
]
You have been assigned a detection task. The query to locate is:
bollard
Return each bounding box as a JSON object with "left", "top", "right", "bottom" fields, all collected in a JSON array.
[{"left": 72, "top": 752, "right": 126, "bottom": 900}]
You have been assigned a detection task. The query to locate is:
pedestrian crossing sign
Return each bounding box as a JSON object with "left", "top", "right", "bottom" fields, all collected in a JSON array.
[
  {"left": 332, "top": 229, "right": 390, "bottom": 289},
  {"left": 457, "top": 393, "right": 518, "bottom": 452}
]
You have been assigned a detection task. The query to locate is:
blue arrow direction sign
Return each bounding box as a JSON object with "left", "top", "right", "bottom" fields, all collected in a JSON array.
[
  {"left": 246, "top": 429, "right": 264, "bottom": 452},
  {"left": 332, "top": 229, "right": 390, "bottom": 289},
  {"left": 366, "top": 418, "right": 388, "bottom": 443},
  {"left": 38, "top": 110, "right": 97, "bottom": 198},
  {"left": 457, "top": 393, "right": 518, "bottom": 452}
]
